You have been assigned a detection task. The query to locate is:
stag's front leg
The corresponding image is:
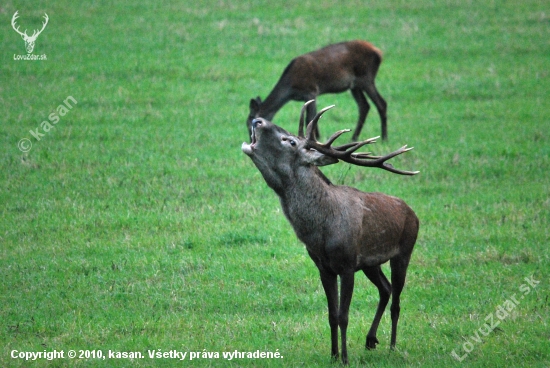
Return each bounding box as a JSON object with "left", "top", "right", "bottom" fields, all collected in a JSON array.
[
  {"left": 319, "top": 270, "right": 339, "bottom": 361},
  {"left": 338, "top": 271, "right": 355, "bottom": 365}
]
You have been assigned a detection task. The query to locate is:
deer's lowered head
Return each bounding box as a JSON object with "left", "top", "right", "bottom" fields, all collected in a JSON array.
[{"left": 11, "top": 11, "right": 49, "bottom": 54}]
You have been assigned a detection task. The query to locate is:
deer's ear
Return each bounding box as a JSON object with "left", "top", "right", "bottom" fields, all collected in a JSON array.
[
  {"left": 249, "top": 97, "right": 262, "bottom": 112},
  {"left": 303, "top": 149, "right": 339, "bottom": 167}
]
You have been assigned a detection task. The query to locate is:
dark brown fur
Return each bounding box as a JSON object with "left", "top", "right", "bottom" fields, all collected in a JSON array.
[
  {"left": 247, "top": 40, "right": 387, "bottom": 141},
  {"left": 242, "top": 109, "right": 418, "bottom": 364}
]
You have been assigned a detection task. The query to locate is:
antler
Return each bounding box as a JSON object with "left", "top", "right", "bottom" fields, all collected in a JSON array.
[
  {"left": 11, "top": 11, "right": 48, "bottom": 38},
  {"left": 11, "top": 11, "right": 27, "bottom": 37},
  {"left": 32, "top": 13, "right": 49, "bottom": 38},
  {"left": 298, "top": 99, "right": 315, "bottom": 138},
  {"left": 303, "top": 104, "right": 419, "bottom": 176}
]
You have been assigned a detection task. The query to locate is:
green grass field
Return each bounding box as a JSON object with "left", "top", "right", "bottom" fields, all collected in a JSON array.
[{"left": 1, "top": 0, "right": 549, "bottom": 366}]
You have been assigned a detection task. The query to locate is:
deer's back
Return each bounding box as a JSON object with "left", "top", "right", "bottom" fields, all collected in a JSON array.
[{"left": 283, "top": 40, "right": 383, "bottom": 95}]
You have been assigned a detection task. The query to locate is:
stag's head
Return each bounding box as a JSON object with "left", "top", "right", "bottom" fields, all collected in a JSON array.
[
  {"left": 11, "top": 11, "right": 49, "bottom": 54},
  {"left": 242, "top": 100, "right": 418, "bottom": 191},
  {"left": 242, "top": 115, "right": 336, "bottom": 193}
]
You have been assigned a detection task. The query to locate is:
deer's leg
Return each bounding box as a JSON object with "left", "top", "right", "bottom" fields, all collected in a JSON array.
[
  {"left": 362, "top": 82, "right": 387, "bottom": 141},
  {"left": 350, "top": 88, "right": 370, "bottom": 141},
  {"left": 319, "top": 270, "right": 339, "bottom": 361},
  {"left": 362, "top": 266, "right": 391, "bottom": 349},
  {"left": 389, "top": 256, "right": 410, "bottom": 349},
  {"left": 338, "top": 271, "right": 355, "bottom": 365},
  {"left": 304, "top": 98, "right": 320, "bottom": 138}
]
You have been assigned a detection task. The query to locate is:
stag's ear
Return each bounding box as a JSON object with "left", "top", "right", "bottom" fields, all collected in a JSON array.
[
  {"left": 303, "top": 149, "right": 339, "bottom": 167},
  {"left": 249, "top": 97, "right": 262, "bottom": 112}
]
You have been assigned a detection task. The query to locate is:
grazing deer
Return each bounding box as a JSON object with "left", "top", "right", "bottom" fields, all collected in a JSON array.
[
  {"left": 11, "top": 11, "right": 49, "bottom": 54},
  {"left": 247, "top": 40, "right": 388, "bottom": 142},
  {"left": 242, "top": 101, "right": 419, "bottom": 365}
]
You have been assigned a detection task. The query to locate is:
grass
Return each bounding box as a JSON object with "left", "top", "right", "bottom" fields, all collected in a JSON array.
[{"left": 1, "top": 0, "right": 549, "bottom": 366}]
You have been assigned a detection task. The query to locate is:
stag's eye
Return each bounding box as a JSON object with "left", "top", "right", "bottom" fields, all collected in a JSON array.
[{"left": 282, "top": 137, "right": 296, "bottom": 146}]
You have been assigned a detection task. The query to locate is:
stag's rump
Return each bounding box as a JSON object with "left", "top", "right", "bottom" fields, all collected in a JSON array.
[
  {"left": 311, "top": 187, "right": 417, "bottom": 272},
  {"left": 350, "top": 190, "right": 418, "bottom": 268}
]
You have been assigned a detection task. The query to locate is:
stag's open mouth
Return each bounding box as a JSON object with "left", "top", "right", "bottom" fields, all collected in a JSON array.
[
  {"left": 250, "top": 126, "right": 257, "bottom": 146},
  {"left": 241, "top": 127, "right": 257, "bottom": 156}
]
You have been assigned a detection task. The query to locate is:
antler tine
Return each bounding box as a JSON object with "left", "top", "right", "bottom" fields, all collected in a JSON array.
[
  {"left": 11, "top": 11, "right": 26, "bottom": 36},
  {"left": 36, "top": 13, "right": 48, "bottom": 35},
  {"left": 31, "top": 13, "right": 48, "bottom": 37},
  {"left": 353, "top": 145, "right": 419, "bottom": 175},
  {"left": 331, "top": 142, "right": 418, "bottom": 175},
  {"left": 325, "top": 129, "right": 351, "bottom": 146},
  {"left": 305, "top": 104, "right": 335, "bottom": 140},
  {"left": 11, "top": 11, "right": 19, "bottom": 25},
  {"left": 298, "top": 100, "right": 315, "bottom": 138},
  {"left": 333, "top": 136, "right": 378, "bottom": 151},
  {"left": 352, "top": 153, "right": 382, "bottom": 159},
  {"left": 303, "top": 105, "right": 418, "bottom": 176}
]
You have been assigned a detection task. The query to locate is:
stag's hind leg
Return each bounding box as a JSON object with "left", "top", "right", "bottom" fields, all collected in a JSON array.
[
  {"left": 388, "top": 255, "right": 412, "bottom": 349},
  {"left": 362, "top": 266, "right": 391, "bottom": 349}
]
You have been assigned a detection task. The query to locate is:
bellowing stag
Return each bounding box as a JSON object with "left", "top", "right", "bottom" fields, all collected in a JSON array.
[{"left": 241, "top": 101, "right": 419, "bottom": 364}]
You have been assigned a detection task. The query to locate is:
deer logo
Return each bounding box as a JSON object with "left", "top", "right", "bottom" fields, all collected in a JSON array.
[{"left": 11, "top": 11, "right": 49, "bottom": 54}]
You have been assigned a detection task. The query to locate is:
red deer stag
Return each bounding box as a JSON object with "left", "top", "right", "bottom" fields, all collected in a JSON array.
[
  {"left": 247, "top": 40, "right": 388, "bottom": 142},
  {"left": 241, "top": 101, "right": 419, "bottom": 365}
]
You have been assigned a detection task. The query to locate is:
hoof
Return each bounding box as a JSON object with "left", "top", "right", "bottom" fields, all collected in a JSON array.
[
  {"left": 365, "top": 336, "right": 379, "bottom": 350},
  {"left": 366, "top": 336, "right": 379, "bottom": 350}
]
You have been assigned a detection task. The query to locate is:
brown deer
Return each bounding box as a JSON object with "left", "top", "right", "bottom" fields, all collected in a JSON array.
[
  {"left": 247, "top": 40, "right": 388, "bottom": 142},
  {"left": 241, "top": 101, "right": 419, "bottom": 365}
]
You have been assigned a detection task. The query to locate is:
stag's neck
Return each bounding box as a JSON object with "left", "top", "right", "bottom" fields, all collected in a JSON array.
[
  {"left": 283, "top": 167, "right": 331, "bottom": 198},
  {"left": 278, "top": 167, "right": 338, "bottom": 243}
]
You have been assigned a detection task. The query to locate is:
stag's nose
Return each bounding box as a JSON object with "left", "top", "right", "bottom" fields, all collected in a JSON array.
[{"left": 252, "top": 118, "right": 264, "bottom": 129}]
